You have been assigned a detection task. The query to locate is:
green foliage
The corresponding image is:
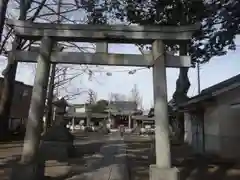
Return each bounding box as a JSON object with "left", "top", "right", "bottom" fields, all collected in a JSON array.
[
  {"left": 125, "top": 0, "right": 205, "bottom": 25},
  {"left": 191, "top": 0, "right": 240, "bottom": 63},
  {"left": 80, "top": 0, "right": 125, "bottom": 24},
  {"left": 79, "top": 0, "right": 240, "bottom": 64},
  {"left": 90, "top": 99, "right": 109, "bottom": 113}
]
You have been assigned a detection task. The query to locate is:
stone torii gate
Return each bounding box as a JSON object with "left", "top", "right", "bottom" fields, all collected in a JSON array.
[{"left": 7, "top": 19, "right": 199, "bottom": 180}]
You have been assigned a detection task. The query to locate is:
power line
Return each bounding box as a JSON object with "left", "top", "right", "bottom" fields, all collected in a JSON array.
[
  {"left": 92, "top": 67, "right": 149, "bottom": 76},
  {"left": 197, "top": 62, "right": 201, "bottom": 94}
]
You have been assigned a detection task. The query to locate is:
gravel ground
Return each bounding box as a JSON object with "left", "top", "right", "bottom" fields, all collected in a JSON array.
[
  {"left": 0, "top": 141, "right": 23, "bottom": 180},
  {"left": 124, "top": 135, "right": 154, "bottom": 180},
  {"left": 0, "top": 132, "right": 108, "bottom": 180},
  {"left": 3, "top": 133, "right": 240, "bottom": 180},
  {"left": 124, "top": 134, "right": 240, "bottom": 180}
]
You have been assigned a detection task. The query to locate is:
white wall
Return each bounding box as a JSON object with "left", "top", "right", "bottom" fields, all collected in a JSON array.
[
  {"left": 204, "top": 104, "right": 221, "bottom": 154},
  {"left": 184, "top": 112, "right": 192, "bottom": 145},
  {"left": 75, "top": 107, "right": 86, "bottom": 113},
  {"left": 215, "top": 87, "right": 240, "bottom": 159},
  {"left": 185, "top": 86, "right": 240, "bottom": 159}
]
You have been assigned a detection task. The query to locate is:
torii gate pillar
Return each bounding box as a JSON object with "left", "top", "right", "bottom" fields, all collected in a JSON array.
[
  {"left": 150, "top": 40, "right": 179, "bottom": 180},
  {"left": 11, "top": 36, "right": 54, "bottom": 180},
  {"left": 21, "top": 36, "right": 54, "bottom": 163}
]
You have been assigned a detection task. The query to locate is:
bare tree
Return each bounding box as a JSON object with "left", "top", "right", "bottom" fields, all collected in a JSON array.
[
  {"left": 0, "top": 4, "right": 108, "bottom": 171},
  {"left": 129, "top": 84, "right": 143, "bottom": 110},
  {"left": 109, "top": 93, "right": 127, "bottom": 102},
  {"left": 0, "top": 0, "right": 133, "bottom": 130},
  {"left": 44, "top": 0, "right": 62, "bottom": 131},
  {"left": 0, "top": 0, "right": 38, "bottom": 140},
  {"left": 52, "top": 64, "right": 94, "bottom": 99},
  {"left": 0, "top": 0, "right": 9, "bottom": 43},
  {"left": 86, "top": 89, "right": 97, "bottom": 104},
  {"left": 0, "top": 0, "right": 104, "bottom": 135}
]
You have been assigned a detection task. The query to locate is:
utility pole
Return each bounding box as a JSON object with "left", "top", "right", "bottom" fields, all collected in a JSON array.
[
  {"left": 197, "top": 62, "right": 201, "bottom": 94},
  {"left": 45, "top": 63, "right": 56, "bottom": 129},
  {"left": 44, "top": 0, "right": 62, "bottom": 131}
]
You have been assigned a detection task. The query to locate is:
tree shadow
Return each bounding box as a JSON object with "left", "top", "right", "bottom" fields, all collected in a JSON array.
[
  {"left": 50, "top": 139, "right": 127, "bottom": 180},
  {"left": 125, "top": 136, "right": 154, "bottom": 180},
  {"left": 176, "top": 155, "right": 240, "bottom": 180},
  {"left": 0, "top": 133, "right": 25, "bottom": 144},
  {"left": 45, "top": 134, "right": 127, "bottom": 180},
  {"left": 0, "top": 131, "right": 116, "bottom": 179},
  {"left": 0, "top": 144, "right": 22, "bottom": 150},
  {"left": 0, "top": 140, "right": 23, "bottom": 180},
  {"left": 0, "top": 155, "right": 21, "bottom": 180},
  {"left": 0, "top": 155, "right": 21, "bottom": 167},
  {"left": 124, "top": 135, "right": 240, "bottom": 180},
  {"left": 43, "top": 133, "right": 106, "bottom": 178}
]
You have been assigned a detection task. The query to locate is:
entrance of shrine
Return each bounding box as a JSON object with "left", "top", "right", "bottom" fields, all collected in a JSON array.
[{"left": 7, "top": 19, "right": 199, "bottom": 180}]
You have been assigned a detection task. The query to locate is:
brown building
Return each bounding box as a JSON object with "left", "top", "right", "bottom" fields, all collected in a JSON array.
[
  {"left": 106, "top": 101, "right": 140, "bottom": 128},
  {"left": 0, "top": 77, "right": 32, "bottom": 131},
  {"left": 65, "top": 103, "right": 108, "bottom": 126}
]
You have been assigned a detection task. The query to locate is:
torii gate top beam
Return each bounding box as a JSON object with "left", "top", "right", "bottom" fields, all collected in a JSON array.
[{"left": 7, "top": 19, "right": 200, "bottom": 43}]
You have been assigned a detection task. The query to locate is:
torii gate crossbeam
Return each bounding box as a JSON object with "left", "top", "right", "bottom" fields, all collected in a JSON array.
[{"left": 7, "top": 19, "right": 199, "bottom": 43}]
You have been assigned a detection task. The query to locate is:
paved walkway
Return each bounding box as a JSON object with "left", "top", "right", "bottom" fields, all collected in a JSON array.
[
  {"left": 0, "top": 141, "right": 22, "bottom": 180},
  {"left": 66, "top": 133, "right": 128, "bottom": 180},
  {"left": 0, "top": 133, "right": 128, "bottom": 180}
]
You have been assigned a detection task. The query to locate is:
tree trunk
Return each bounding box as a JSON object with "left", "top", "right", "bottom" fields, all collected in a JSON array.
[
  {"left": 172, "top": 43, "right": 190, "bottom": 142},
  {"left": 172, "top": 67, "right": 190, "bottom": 103},
  {"left": 0, "top": 60, "right": 18, "bottom": 140},
  {"left": 45, "top": 0, "right": 62, "bottom": 132},
  {"left": 45, "top": 63, "right": 56, "bottom": 132},
  {"left": 0, "top": 0, "right": 9, "bottom": 42},
  {"left": 172, "top": 67, "right": 190, "bottom": 142},
  {"left": 0, "top": 0, "right": 10, "bottom": 140},
  {"left": 0, "top": 0, "right": 35, "bottom": 140}
]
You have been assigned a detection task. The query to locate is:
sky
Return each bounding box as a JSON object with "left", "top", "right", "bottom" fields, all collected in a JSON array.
[{"left": 1, "top": 37, "right": 240, "bottom": 110}]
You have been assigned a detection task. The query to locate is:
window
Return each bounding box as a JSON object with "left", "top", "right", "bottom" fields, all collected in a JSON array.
[
  {"left": 75, "top": 107, "right": 85, "bottom": 113},
  {"left": 23, "top": 89, "right": 28, "bottom": 96}
]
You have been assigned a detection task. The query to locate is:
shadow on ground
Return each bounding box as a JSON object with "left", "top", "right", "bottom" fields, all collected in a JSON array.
[
  {"left": 45, "top": 133, "right": 127, "bottom": 180},
  {"left": 44, "top": 133, "right": 106, "bottom": 180},
  {"left": 44, "top": 141, "right": 104, "bottom": 180},
  {"left": 2, "top": 133, "right": 240, "bottom": 180},
  {"left": 0, "top": 132, "right": 127, "bottom": 180},
  {"left": 0, "top": 138, "right": 23, "bottom": 180},
  {"left": 124, "top": 135, "right": 240, "bottom": 180}
]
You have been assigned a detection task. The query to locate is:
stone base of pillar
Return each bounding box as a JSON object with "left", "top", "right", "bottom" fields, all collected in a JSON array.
[
  {"left": 149, "top": 165, "right": 179, "bottom": 180},
  {"left": 10, "top": 162, "right": 44, "bottom": 180}
]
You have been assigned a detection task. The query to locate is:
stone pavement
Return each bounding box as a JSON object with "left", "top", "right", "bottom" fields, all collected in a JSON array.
[
  {"left": 0, "top": 141, "right": 22, "bottom": 180},
  {"left": 66, "top": 133, "right": 128, "bottom": 180},
  {"left": 0, "top": 132, "right": 128, "bottom": 180}
]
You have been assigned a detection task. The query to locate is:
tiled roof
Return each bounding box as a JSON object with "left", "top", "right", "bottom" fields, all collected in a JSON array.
[
  {"left": 179, "top": 73, "right": 240, "bottom": 108},
  {"left": 107, "top": 101, "right": 137, "bottom": 111},
  {"left": 65, "top": 112, "right": 108, "bottom": 118},
  {"left": 200, "top": 74, "right": 240, "bottom": 95},
  {"left": 147, "top": 75, "right": 240, "bottom": 115}
]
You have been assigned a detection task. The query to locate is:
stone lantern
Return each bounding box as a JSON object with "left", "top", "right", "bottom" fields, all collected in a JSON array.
[
  {"left": 85, "top": 104, "right": 92, "bottom": 127},
  {"left": 40, "top": 97, "right": 74, "bottom": 161},
  {"left": 54, "top": 97, "right": 68, "bottom": 113},
  {"left": 52, "top": 97, "right": 69, "bottom": 125}
]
